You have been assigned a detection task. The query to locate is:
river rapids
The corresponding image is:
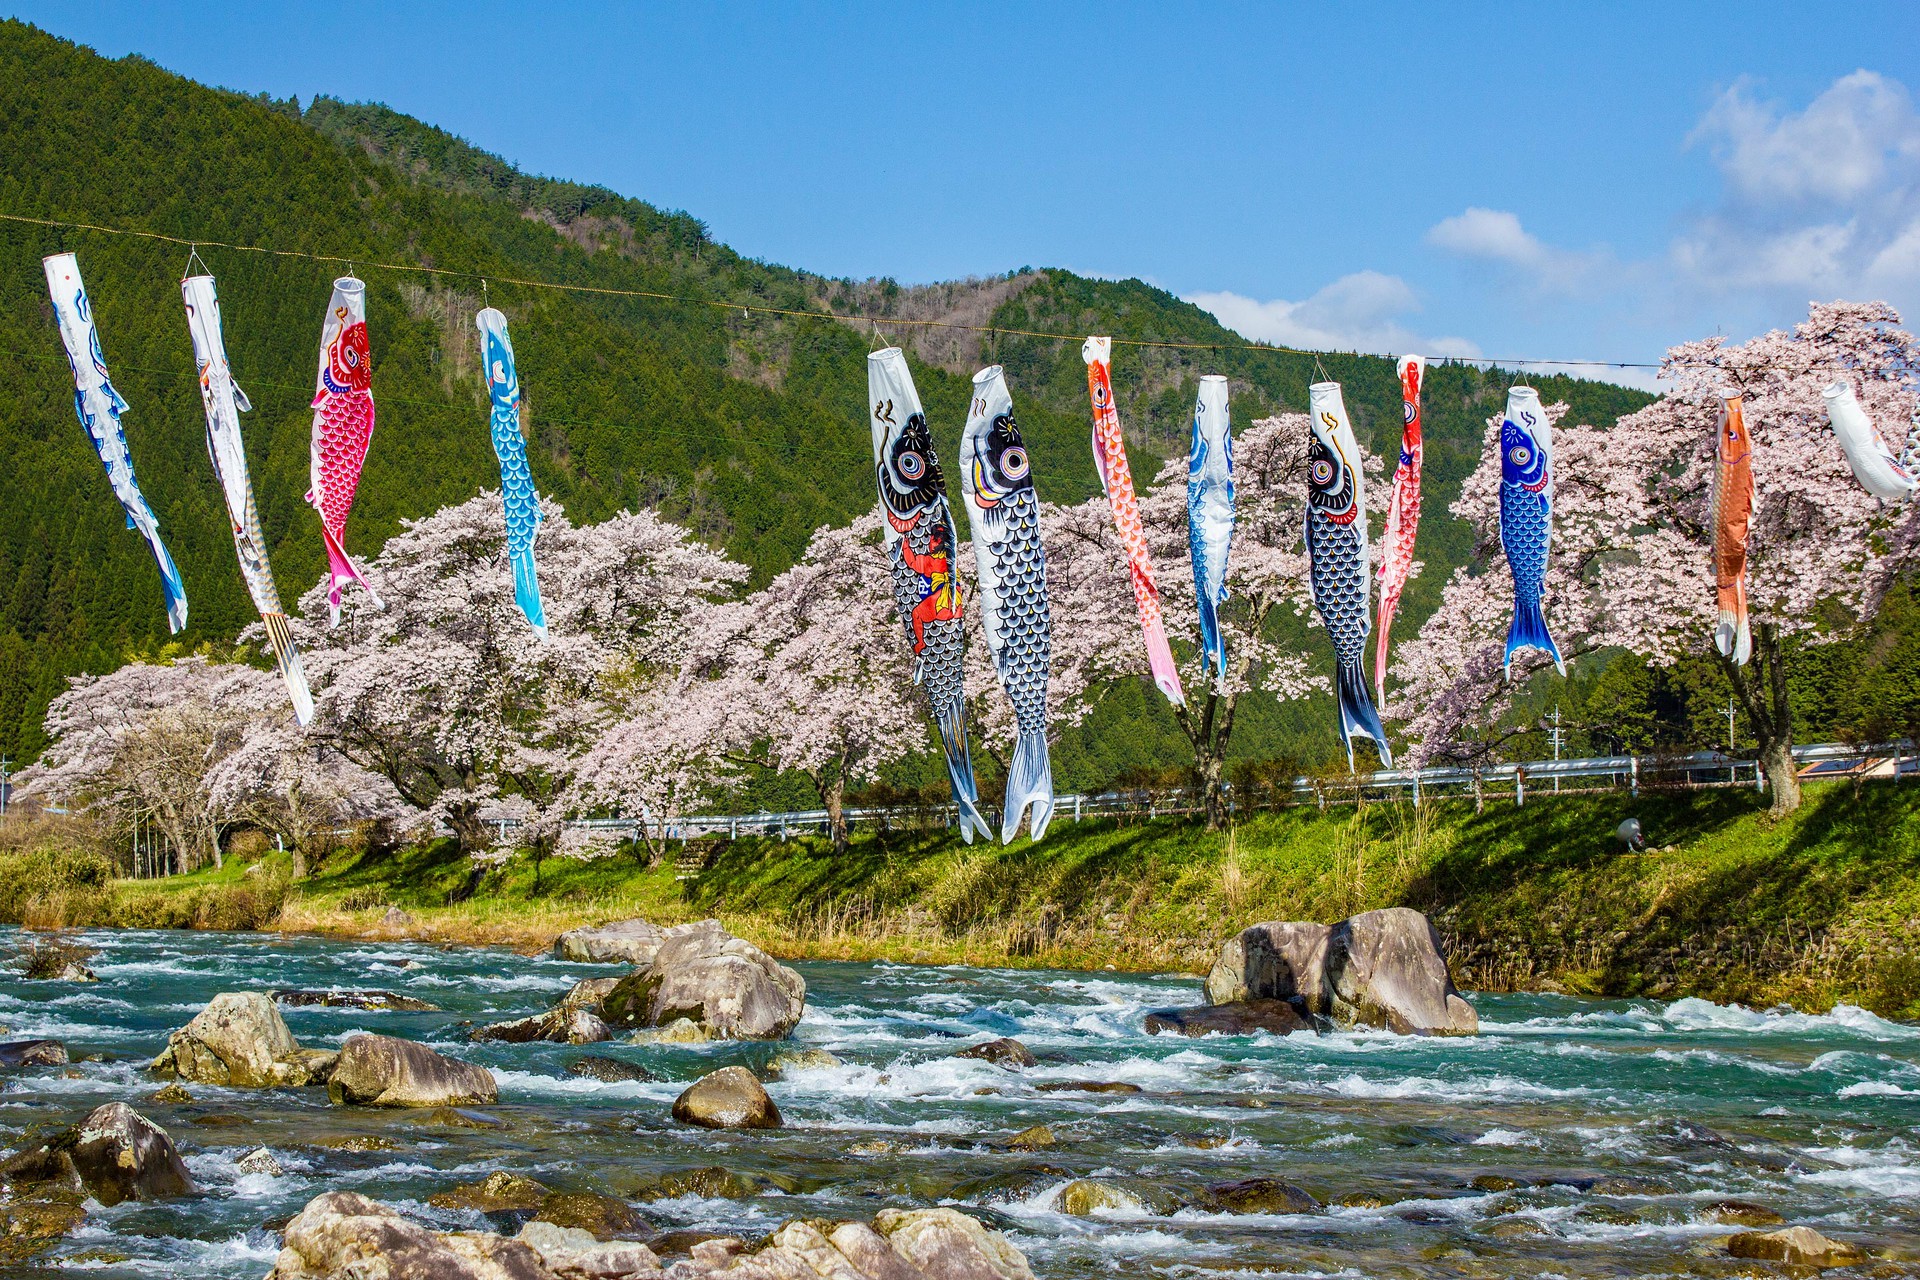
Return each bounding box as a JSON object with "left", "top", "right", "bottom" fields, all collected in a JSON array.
[{"left": 3, "top": 929, "right": 1918, "bottom": 1277}]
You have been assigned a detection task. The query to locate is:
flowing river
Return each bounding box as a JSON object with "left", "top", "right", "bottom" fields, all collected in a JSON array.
[{"left": 3, "top": 928, "right": 1919, "bottom": 1277}]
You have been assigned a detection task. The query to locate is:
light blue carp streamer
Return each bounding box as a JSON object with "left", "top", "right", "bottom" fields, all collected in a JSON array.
[
  {"left": 476, "top": 307, "right": 547, "bottom": 636},
  {"left": 43, "top": 253, "right": 188, "bottom": 634},
  {"left": 1497, "top": 386, "right": 1564, "bottom": 679},
  {"left": 1187, "top": 375, "right": 1234, "bottom": 686}
]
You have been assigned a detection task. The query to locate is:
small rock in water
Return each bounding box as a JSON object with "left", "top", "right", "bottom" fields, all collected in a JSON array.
[
  {"left": 1034, "top": 1079, "right": 1141, "bottom": 1094},
  {"left": 1208, "top": 1177, "right": 1322, "bottom": 1214},
  {"left": 0, "top": 1198, "right": 86, "bottom": 1261},
  {"left": 0, "top": 1040, "right": 69, "bottom": 1068},
  {"left": 272, "top": 990, "right": 439, "bottom": 1012},
  {"left": 533, "top": 1190, "right": 651, "bottom": 1240},
  {"left": 764, "top": 1047, "right": 842, "bottom": 1079},
  {"left": 630, "top": 1165, "right": 786, "bottom": 1201},
  {"left": 1003, "top": 1124, "right": 1056, "bottom": 1151},
  {"left": 406, "top": 1106, "right": 506, "bottom": 1130},
  {"left": 326, "top": 1034, "right": 497, "bottom": 1108},
  {"left": 0, "top": 1102, "right": 195, "bottom": 1206},
  {"left": 308, "top": 1133, "right": 396, "bottom": 1152},
  {"left": 671, "top": 1066, "right": 782, "bottom": 1130},
  {"left": 146, "top": 1083, "right": 192, "bottom": 1105},
  {"left": 1335, "top": 1191, "right": 1393, "bottom": 1208},
  {"left": 471, "top": 1006, "right": 611, "bottom": 1045},
  {"left": 1708, "top": 1198, "right": 1787, "bottom": 1228},
  {"left": 565, "top": 1055, "right": 656, "bottom": 1083},
  {"left": 1143, "top": 999, "right": 1314, "bottom": 1037},
  {"left": 1057, "top": 1178, "right": 1149, "bottom": 1216},
  {"left": 874, "top": 1206, "right": 1037, "bottom": 1280},
  {"left": 234, "top": 1147, "right": 283, "bottom": 1177},
  {"left": 427, "top": 1171, "right": 550, "bottom": 1211},
  {"left": 954, "top": 1037, "right": 1038, "bottom": 1069},
  {"left": 652, "top": 1231, "right": 744, "bottom": 1259},
  {"left": 1470, "top": 1174, "right": 1524, "bottom": 1193},
  {"left": 1727, "top": 1225, "right": 1867, "bottom": 1267}
]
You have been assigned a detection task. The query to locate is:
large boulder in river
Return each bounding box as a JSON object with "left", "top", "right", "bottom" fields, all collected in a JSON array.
[
  {"left": 602, "top": 929, "right": 804, "bottom": 1040},
  {"left": 671, "top": 1066, "right": 782, "bottom": 1130},
  {"left": 1206, "top": 921, "right": 1331, "bottom": 1009},
  {"left": 1326, "top": 907, "right": 1478, "bottom": 1036},
  {"left": 0, "top": 1040, "right": 68, "bottom": 1067},
  {"left": 1196, "top": 908, "right": 1476, "bottom": 1037},
  {"left": 471, "top": 1006, "right": 612, "bottom": 1046},
  {"left": 0, "top": 1102, "right": 195, "bottom": 1205},
  {"left": 151, "top": 992, "right": 336, "bottom": 1086},
  {"left": 268, "top": 1189, "right": 1035, "bottom": 1280},
  {"left": 326, "top": 1034, "right": 498, "bottom": 1108},
  {"left": 553, "top": 916, "right": 725, "bottom": 965}
]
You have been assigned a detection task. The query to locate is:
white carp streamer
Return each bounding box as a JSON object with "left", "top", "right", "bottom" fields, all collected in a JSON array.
[{"left": 181, "top": 273, "right": 314, "bottom": 726}]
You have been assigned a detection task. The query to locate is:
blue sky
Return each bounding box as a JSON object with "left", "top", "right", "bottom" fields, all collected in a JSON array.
[{"left": 11, "top": 2, "right": 1920, "bottom": 385}]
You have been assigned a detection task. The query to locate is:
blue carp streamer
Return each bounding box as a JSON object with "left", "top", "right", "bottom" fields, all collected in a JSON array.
[
  {"left": 477, "top": 308, "right": 548, "bottom": 637},
  {"left": 1187, "top": 375, "right": 1234, "bottom": 687},
  {"left": 1497, "top": 386, "right": 1565, "bottom": 679},
  {"left": 44, "top": 252, "right": 188, "bottom": 634}
]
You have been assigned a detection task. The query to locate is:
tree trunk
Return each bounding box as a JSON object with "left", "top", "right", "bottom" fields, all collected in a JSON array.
[
  {"left": 1723, "top": 622, "right": 1801, "bottom": 816},
  {"left": 1175, "top": 683, "right": 1240, "bottom": 831},
  {"left": 825, "top": 774, "right": 848, "bottom": 855}
]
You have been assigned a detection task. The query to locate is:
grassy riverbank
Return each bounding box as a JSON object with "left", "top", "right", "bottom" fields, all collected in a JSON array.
[{"left": 5, "top": 780, "right": 1919, "bottom": 1014}]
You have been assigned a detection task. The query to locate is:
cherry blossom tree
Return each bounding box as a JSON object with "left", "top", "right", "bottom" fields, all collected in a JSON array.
[
  {"left": 296, "top": 492, "right": 745, "bottom": 860},
  {"left": 1393, "top": 301, "right": 1920, "bottom": 813},
  {"left": 672, "top": 513, "right": 928, "bottom": 853}
]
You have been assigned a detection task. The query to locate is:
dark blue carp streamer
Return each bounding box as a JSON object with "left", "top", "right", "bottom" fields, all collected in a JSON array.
[
  {"left": 1187, "top": 375, "right": 1235, "bottom": 688},
  {"left": 477, "top": 307, "right": 548, "bottom": 637},
  {"left": 961, "top": 365, "right": 1055, "bottom": 843},
  {"left": 1304, "top": 381, "right": 1391, "bottom": 768},
  {"left": 868, "top": 347, "right": 990, "bottom": 844},
  {"left": 43, "top": 252, "right": 188, "bottom": 635},
  {"left": 1497, "top": 386, "right": 1565, "bottom": 679}
]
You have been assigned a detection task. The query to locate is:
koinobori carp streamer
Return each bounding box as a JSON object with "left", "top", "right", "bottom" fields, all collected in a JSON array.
[
  {"left": 1498, "top": 386, "right": 1565, "bottom": 679},
  {"left": 1187, "top": 374, "right": 1234, "bottom": 688},
  {"left": 476, "top": 307, "right": 548, "bottom": 637},
  {"left": 1823, "top": 380, "right": 1918, "bottom": 502},
  {"left": 867, "top": 347, "right": 990, "bottom": 844},
  {"left": 1374, "top": 354, "right": 1425, "bottom": 705},
  {"left": 1305, "top": 381, "right": 1391, "bottom": 768},
  {"left": 960, "top": 365, "right": 1054, "bottom": 843},
  {"left": 43, "top": 252, "right": 188, "bottom": 635},
  {"left": 1709, "top": 390, "right": 1756, "bottom": 666},
  {"left": 181, "top": 273, "right": 315, "bottom": 725},
  {"left": 1083, "top": 337, "right": 1185, "bottom": 707},
  {"left": 308, "top": 276, "right": 383, "bottom": 625}
]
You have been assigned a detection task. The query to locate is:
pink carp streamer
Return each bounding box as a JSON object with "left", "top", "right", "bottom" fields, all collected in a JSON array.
[
  {"left": 1082, "top": 336, "right": 1185, "bottom": 707},
  {"left": 1374, "top": 354, "right": 1425, "bottom": 706},
  {"left": 308, "top": 276, "right": 382, "bottom": 625}
]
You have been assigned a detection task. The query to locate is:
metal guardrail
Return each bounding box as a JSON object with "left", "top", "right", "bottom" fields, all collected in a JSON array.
[{"left": 567, "top": 741, "right": 1914, "bottom": 843}]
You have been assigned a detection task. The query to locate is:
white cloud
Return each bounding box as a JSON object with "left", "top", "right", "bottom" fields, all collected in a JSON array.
[
  {"left": 1673, "top": 70, "right": 1920, "bottom": 303},
  {"left": 1186, "top": 271, "right": 1480, "bottom": 361},
  {"left": 1690, "top": 70, "right": 1920, "bottom": 205},
  {"left": 1425, "top": 207, "right": 1602, "bottom": 292}
]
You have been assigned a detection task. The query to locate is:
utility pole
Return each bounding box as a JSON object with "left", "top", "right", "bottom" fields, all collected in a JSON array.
[
  {"left": 1727, "top": 698, "right": 1737, "bottom": 784},
  {"left": 0, "top": 756, "right": 11, "bottom": 816},
  {"left": 1547, "top": 708, "right": 1563, "bottom": 793}
]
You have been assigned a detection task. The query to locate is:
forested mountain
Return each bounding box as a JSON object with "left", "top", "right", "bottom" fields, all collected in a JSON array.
[{"left": 0, "top": 20, "right": 1651, "bottom": 777}]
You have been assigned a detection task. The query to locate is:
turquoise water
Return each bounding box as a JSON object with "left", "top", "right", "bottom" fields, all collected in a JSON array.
[{"left": 4, "top": 929, "right": 1919, "bottom": 1277}]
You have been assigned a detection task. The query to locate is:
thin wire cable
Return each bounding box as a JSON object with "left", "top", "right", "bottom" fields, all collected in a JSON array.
[{"left": 0, "top": 210, "right": 1663, "bottom": 371}]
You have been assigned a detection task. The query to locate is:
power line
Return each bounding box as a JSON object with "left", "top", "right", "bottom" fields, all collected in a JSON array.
[{"left": 0, "top": 210, "right": 1663, "bottom": 372}]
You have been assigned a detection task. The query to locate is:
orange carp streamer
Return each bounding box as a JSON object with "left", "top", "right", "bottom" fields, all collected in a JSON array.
[
  {"left": 1375, "top": 354, "right": 1425, "bottom": 706},
  {"left": 1082, "top": 336, "right": 1185, "bottom": 707},
  {"left": 1710, "top": 390, "right": 1755, "bottom": 666}
]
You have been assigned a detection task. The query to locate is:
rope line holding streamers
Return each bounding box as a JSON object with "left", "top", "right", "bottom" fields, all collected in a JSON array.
[{"left": 3, "top": 210, "right": 1663, "bottom": 371}]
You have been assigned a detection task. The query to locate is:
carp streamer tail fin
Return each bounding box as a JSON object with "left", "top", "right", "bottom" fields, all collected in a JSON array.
[
  {"left": 320, "top": 526, "right": 382, "bottom": 627},
  {"left": 150, "top": 535, "right": 189, "bottom": 636},
  {"left": 1335, "top": 659, "right": 1392, "bottom": 770},
  {"left": 1505, "top": 597, "right": 1566, "bottom": 680},
  {"left": 261, "top": 612, "right": 315, "bottom": 727},
  {"left": 1372, "top": 614, "right": 1394, "bottom": 712},
  {"left": 1715, "top": 587, "right": 1752, "bottom": 667},
  {"left": 1144, "top": 622, "right": 1185, "bottom": 708},
  {"left": 935, "top": 698, "right": 990, "bottom": 845},
  {"left": 1197, "top": 597, "right": 1226, "bottom": 687},
  {"left": 1002, "top": 729, "right": 1055, "bottom": 845},
  {"left": 511, "top": 547, "right": 548, "bottom": 639}
]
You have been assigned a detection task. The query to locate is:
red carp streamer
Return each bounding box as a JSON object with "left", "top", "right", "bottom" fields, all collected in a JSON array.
[
  {"left": 1083, "top": 336, "right": 1184, "bottom": 707},
  {"left": 308, "top": 276, "right": 382, "bottom": 624},
  {"left": 1375, "top": 354, "right": 1425, "bottom": 706}
]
